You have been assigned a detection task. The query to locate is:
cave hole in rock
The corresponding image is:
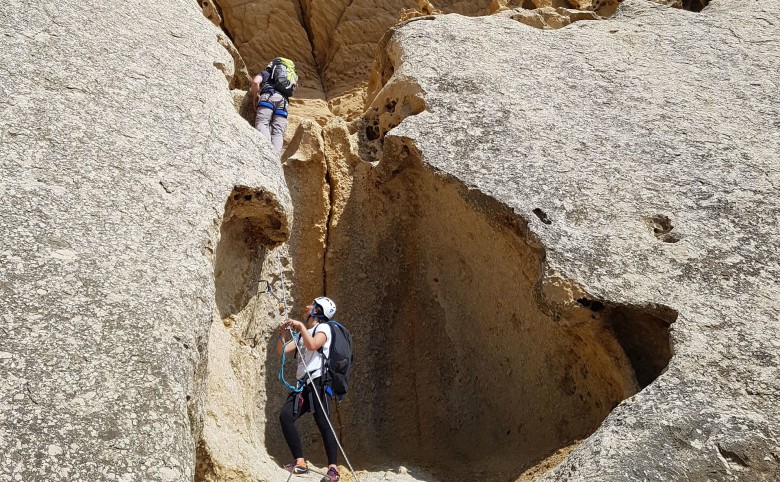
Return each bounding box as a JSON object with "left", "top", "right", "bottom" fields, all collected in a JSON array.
[
  {"left": 321, "top": 139, "right": 677, "bottom": 481},
  {"left": 197, "top": 186, "right": 288, "bottom": 480},
  {"left": 643, "top": 214, "right": 681, "bottom": 243},
  {"left": 196, "top": 3, "right": 682, "bottom": 479},
  {"left": 604, "top": 303, "right": 677, "bottom": 388},
  {"left": 577, "top": 297, "right": 605, "bottom": 312},
  {"left": 215, "top": 186, "right": 285, "bottom": 322},
  {"left": 533, "top": 207, "right": 552, "bottom": 224},
  {"left": 682, "top": 0, "right": 709, "bottom": 12}
]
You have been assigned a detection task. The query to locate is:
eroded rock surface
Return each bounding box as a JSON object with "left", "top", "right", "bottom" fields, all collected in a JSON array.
[
  {"left": 3, "top": 0, "right": 777, "bottom": 480},
  {"left": 215, "top": 0, "right": 711, "bottom": 127},
  {"left": 322, "top": 0, "right": 779, "bottom": 480},
  {"left": 0, "top": 1, "right": 289, "bottom": 480},
  {"left": 214, "top": 0, "right": 499, "bottom": 120}
]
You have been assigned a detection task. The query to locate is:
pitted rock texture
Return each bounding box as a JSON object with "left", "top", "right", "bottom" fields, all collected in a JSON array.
[
  {"left": 510, "top": 6, "right": 601, "bottom": 29},
  {"left": 4, "top": 0, "right": 777, "bottom": 481},
  {"left": 0, "top": 0, "right": 290, "bottom": 480},
  {"left": 216, "top": 0, "right": 710, "bottom": 128},
  {"left": 214, "top": 0, "right": 498, "bottom": 120},
  {"left": 320, "top": 0, "right": 778, "bottom": 480}
]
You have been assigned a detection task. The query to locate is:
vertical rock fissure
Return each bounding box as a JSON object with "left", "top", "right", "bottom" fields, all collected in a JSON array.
[
  {"left": 321, "top": 157, "right": 335, "bottom": 295},
  {"left": 212, "top": 2, "right": 233, "bottom": 42},
  {"left": 295, "top": 0, "right": 332, "bottom": 108},
  {"left": 198, "top": 0, "right": 233, "bottom": 41}
]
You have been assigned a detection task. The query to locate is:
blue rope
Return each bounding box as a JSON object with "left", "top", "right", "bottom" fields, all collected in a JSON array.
[{"left": 278, "top": 332, "right": 304, "bottom": 393}]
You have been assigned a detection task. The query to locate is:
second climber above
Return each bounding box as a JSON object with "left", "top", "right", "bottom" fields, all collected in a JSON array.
[{"left": 251, "top": 57, "right": 297, "bottom": 156}]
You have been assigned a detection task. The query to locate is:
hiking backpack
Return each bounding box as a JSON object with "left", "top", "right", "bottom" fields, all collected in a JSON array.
[
  {"left": 266, "top": 57, "right": 297, "bottom": 97},
  {"left": 316, "top": 321, "right": 353, "bottom": 400}
]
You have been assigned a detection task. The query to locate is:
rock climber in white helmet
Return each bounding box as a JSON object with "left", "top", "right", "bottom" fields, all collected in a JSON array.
[{"left": 276, "top": 296, "right": 341, "bottom": 482}]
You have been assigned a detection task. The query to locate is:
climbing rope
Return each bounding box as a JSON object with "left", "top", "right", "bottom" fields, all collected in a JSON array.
[
  {"left": 278, "top": 338, "right": 304, "bottom": 393},
  {"left": 274, "top": 249, "right": 361, "bottom": 482},
  {"left": 275, "top": 248, "right": 305, "bottom": 393}
]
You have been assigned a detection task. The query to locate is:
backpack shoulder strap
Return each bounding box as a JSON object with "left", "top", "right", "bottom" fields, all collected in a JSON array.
[
  {"left": 316, "top": 321, "right": 334, "bottom": 356},
  {"left": 311, "top": 321, "right": 333, "bottom": 356}
]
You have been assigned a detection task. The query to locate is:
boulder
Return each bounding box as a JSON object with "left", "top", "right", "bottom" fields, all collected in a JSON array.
[
  {"left": 0, "top": 0, "right": 290, "bottom": 480},
  {"left": 328, "top": 0, "right": 779, "bottom": 479}
]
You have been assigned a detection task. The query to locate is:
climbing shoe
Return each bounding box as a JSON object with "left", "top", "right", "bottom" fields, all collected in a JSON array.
[
  {"left": 285, "top": 462, "right": 308, "bottom": 475},
  {"left": 321, "top": 467, "right": 340, "bottom": 481}
]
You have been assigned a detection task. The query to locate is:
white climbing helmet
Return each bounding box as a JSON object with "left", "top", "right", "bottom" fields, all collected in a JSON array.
[{"left": 314, "top": 296, "right": 336, "bottom": 319}]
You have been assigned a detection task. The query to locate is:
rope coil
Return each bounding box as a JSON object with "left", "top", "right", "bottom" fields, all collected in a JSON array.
[{"left": 278, "top": 332, "right": 304, "bottom": 393}]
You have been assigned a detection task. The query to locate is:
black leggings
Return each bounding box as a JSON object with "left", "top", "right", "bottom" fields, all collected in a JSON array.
[{"left": 279, "top": 377, "right": 338, "bottom": 465}]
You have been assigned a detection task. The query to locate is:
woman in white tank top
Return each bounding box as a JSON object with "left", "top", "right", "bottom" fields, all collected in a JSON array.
[{"left": 275, "top": 297, "right": 341, "bottom": 482}]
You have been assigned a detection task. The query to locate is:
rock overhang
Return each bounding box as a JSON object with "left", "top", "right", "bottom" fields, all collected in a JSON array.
[
  {"left": 367, "top": 0, "right": 780, "bottom": 479},
  {"left": 384, "top": 1, "right": 779, "bottom": 306},
  {"left": 4, "top": 0, "right": 777, "bottom": 479}
]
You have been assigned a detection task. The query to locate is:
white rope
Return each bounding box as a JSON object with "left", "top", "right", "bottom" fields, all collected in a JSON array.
[{"left": 275, "top": 249, "right": 361, "bottom": 482}]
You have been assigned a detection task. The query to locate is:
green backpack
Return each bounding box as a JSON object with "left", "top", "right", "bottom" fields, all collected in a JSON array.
[{"left": 267, "top": 57, "right": 298, "bottom": 97}]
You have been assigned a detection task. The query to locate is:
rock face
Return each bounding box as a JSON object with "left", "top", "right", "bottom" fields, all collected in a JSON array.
[
  {"left": 0, "top": 1, "right": 289, "bottom": 481},
  {"left": 213, "top": 0, "right": 709, "bottom": 127},
  {"left": 320, "top": 0, "right": 779, "bottom": 480},
  {"left": 510, "top": 6, "right": 601, "bottom": 29},
  {"left": 213, "top": 0, "right": 497, "bottom": 120},
  {"left": 3, "top": 0, "right": 778, "bottom": 481}
]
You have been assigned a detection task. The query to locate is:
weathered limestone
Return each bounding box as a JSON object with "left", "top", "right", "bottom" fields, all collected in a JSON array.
[
  {"left": 4, "top": 0, "right": 778, "bottom": 480},
  {"left": 0, "top": 0, "right": 289, "bottom": 481},
  {"left": 321, "top": 0, "right": 779, "bottom": 479},
  {"left": 195, "top": 0, "right": 778, "bottom": 479},
  {"left": 199, "top": 0, "right": 224, "bottom": 27},
  {"left": 567, "top": 0, "right": 618, "bottom": 15},
  {"left": 283, "top": 121, "right": 330, "bottom": 312},
  {"left": 214, "top": 0, "right": 713, "bottom": 124},
  {"left": 214, "top": 0, "right": 496, "bottom": 121},
  {"left": 510, "top": 6, "right": 601, "bottom": 29}
]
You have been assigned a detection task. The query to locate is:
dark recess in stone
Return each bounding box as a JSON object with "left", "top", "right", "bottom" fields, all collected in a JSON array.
[
  {"left": 366, "top": 124, "right": 380, "bottom": 141},
  {"left": 606, "top": 305, "right": 676, "bottom": 388},
  {"left": 682, "top": 0, "right": 709, "bottom": 12},
  {"left": 717, "top": 443, "right": 749, "bottom": 467},
  {"left": 644, "top": 214, "right": 680, "bottom": 243},
  {"left": 577, "top": 298, "right": 605, "bottom": 312},
  {"left": 533, "top": 208, "right": 552, "bottom": 224}
]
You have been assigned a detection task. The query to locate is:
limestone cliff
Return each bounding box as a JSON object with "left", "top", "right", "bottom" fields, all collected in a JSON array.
[
  {"left": 1, "top": 0, "right": 289, "bottom": 480},
  {"left": 3, "top": 0, "right": 779, "bottom": 481},
  {"left": 199, "top": 0, "right": 779, "bottom": 481},
  {"left": 209, "top": 0, "right": 710, "bottom": 120},
  {"left": 325, "top": 1, "right": 779, "bottom": 480}
]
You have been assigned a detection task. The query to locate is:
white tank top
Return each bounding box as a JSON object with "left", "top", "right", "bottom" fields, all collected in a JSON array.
[{"left": 295, "top": 323, "right": 332, "bottom": 382}]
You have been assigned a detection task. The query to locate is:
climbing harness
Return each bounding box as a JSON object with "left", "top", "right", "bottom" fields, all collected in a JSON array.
[{"left": 273, "top": 249, "right": 361, "bottom": 482}]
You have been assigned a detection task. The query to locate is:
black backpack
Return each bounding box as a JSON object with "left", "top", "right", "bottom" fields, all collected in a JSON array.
[
  {"left": 266, "top": 57, "right": 297, "bottom": 98},
  {"left": 316, "top": 321, "right": 353, "bottom": 400}
]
